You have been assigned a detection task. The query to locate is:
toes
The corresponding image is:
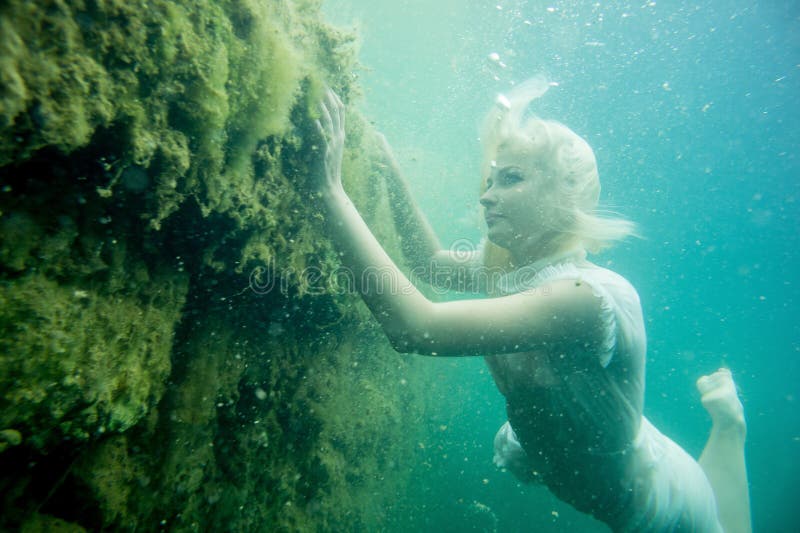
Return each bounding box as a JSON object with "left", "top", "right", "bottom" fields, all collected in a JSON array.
[
  {"left": 696, "top": 374, "right": 716, "bottom": 395},
  {"left": 696, "top": 368, "right": 735, "bottom": 395}
]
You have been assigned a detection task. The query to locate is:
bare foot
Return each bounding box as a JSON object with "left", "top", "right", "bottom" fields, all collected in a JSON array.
[{"left": 696, "top": 368, "right": 746, "bottom": 436}]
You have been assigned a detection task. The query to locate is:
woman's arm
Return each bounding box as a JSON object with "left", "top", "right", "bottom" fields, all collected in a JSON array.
[
  {"left": 314, "top": 90, "right": 604, "bottom": 356},
  {"left": 376, "top": 134, "right": 483, "bottom": 292},
  {"left": 375, "top": 133, "right": 442, "bottom": 265}
]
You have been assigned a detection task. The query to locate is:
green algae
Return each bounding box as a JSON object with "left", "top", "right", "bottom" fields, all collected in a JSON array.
[
  {"left": 0, "top": 0, "right": 351, "bottom": 229},
  {"left": 0, "top": 0, "right": 429, "bottom": 531},
  {"left": 0, "top": 273, "right": 187, "bottom": 450}
]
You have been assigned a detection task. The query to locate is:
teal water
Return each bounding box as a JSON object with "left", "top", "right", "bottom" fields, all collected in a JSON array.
[{"left": 325, "top": 1, "right": 799, "bottom": 531}]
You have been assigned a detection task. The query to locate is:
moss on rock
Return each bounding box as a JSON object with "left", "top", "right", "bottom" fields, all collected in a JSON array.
[
  {"left": 0, "top": 272, "right": 187, "bottom": 450},
  {"left": 0, "top": 0, "right": 429, "bottom": 531},
  {"left": 0, "top": 0, "right": 354, "bottom": 229}
]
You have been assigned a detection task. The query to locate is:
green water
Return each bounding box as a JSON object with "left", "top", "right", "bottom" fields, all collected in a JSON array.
[
  {"left": 324, "top": 1, "right": 799, "bottom": 531},
  {"left": 0, "top": 1, "right": 796, "bottom": 531}
]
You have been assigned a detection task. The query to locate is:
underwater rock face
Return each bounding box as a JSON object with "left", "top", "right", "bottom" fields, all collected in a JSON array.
[{"left": 0, "top": 1, "right": 427, "bottom": 531}]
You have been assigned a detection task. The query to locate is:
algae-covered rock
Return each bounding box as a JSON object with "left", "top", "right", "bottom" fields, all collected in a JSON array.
[
  {"left": 0, "top": 0, "right": 355, "bottom": 228},
  {"left": 0, "top": 272, "right": 187, "bottom": 450},
  {"left": 0, "top": 0, "right": 428, "bottom": 531},
  {"left": 21, "top": 512, "right": 88, "bottom": 533}
]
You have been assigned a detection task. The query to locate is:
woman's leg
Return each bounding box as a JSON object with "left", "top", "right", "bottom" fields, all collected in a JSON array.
[{"left": 696, "top": 368, "right": 752, "bottom": 533}]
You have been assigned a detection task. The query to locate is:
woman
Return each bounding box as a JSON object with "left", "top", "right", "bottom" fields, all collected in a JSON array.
[{"left": 311, "top": 78, "right": 751, "bottom": 532}]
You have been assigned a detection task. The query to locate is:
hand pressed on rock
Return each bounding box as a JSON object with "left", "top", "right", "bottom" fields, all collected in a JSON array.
[{"left": 313, "top": 88, "right": 346, "bottom": 195}]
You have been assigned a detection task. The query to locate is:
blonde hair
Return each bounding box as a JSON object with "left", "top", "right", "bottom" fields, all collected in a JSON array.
[{"left": 480, "top": 76, "right": 635, "bottom": 268}]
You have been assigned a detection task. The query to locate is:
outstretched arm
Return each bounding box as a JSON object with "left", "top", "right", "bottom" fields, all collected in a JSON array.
[
  {"left": 375, "top": 133, "right": 442, "bottom": 265},
  {"left": 313, "top": 89, "right": 603, "bottom": 356},
  {"left": 376, "top": 134, "right": 484, "bottom": 292}
]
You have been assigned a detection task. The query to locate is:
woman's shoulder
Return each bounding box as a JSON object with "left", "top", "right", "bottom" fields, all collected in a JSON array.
[
  {"left": 518, "top": 258, "right": 636, "bottom": 296},
  {"left": 576, "top": 261, "right": 639, "bottom": 295},
  {"left": 571, "top": 261, "right": 643, "bottom": 319}
]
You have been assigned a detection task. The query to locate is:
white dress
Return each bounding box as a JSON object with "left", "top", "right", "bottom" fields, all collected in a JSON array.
[{"left": 486, "top": 250, "right": 722, "bottom": 532}]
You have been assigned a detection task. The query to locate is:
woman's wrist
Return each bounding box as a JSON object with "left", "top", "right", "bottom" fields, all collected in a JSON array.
[{"left": 316, "top": 184, "right": 348, "bottom": 207}]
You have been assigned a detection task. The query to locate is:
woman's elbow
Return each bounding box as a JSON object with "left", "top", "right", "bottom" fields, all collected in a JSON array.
[
  {"left": 378, "top": 300, "right": 436, "bottom": 354},
  {"left": 384, "top": 327, "right": 419, "bottom": 354},
  {"left": 385, "top": 327, "right": 452, "bottom": 356}
]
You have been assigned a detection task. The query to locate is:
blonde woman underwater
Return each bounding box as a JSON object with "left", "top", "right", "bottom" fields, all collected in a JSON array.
[{"left": 309, "top": 78, "right": 751, "bottom": 532}]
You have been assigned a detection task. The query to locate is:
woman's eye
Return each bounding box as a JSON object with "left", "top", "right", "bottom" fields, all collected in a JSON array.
[{"left": 501, "top": 171, "right": 523, "bottom": 183}]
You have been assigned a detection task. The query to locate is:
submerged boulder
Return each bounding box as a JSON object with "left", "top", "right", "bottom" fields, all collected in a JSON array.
[{"left": 0, "top": 1, "right": 427, "bottom": 530}]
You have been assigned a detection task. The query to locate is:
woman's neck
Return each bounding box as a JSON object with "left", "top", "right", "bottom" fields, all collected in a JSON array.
[{"left": 509, "top": 231, "right": 583, "bottom": 267}]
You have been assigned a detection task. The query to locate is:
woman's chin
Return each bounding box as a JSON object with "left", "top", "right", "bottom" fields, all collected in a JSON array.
[{"left": 485, "top": 229, "right": 511, "bottom": 249}]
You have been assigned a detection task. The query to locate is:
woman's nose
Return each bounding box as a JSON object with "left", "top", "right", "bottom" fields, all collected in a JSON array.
[{"left": 479, "top": 189, "right": 496, "bottom": 207}]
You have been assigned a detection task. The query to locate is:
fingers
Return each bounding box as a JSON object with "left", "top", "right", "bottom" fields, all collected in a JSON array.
[
  {"left": 375, "top": 132, "right": 393, "bottom": 156},
  {"left": 328, "top": 89, "right": 344, "bottom": 131},
  {"left": 319, "top": 97, "right": 333, "bottom": 134},
  {"left": 319, "top": 87, "right": 345, "bottom": 134},
  {"left": 374, "top": 131, "right": 388, "bottom": 148}
]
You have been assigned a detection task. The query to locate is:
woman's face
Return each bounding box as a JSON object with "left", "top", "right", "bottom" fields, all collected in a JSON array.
[{"left": 479, "top": 147, "right": 557, "bottom": 250}]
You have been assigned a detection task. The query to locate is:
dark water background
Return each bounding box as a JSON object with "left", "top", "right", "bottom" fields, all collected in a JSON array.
[{"left": 324, "top": 1, "right": 799, "bottom": 531}]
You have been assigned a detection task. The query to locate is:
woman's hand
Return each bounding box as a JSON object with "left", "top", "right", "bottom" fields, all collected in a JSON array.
[{"left": 314, "top": 88, "right": 346, "bottom": 195}]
